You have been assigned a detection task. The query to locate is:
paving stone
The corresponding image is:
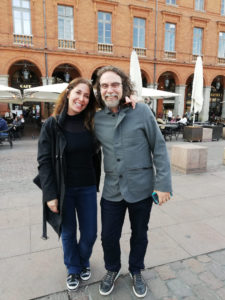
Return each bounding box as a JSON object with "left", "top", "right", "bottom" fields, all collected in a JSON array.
[
  {"left": 169, "top": 260, "right": 186, "bottom": 271},
  {"left": 208, "top": 251, "right": 225, "bottom": 265},
  {"left": 147, "top": 278, "right": 169, "bottom": 299},
  {"left": 68, "top": 286, "right": 89, "bottom": 300},
  {"left": 199, "top": 271, "right": 224, "bottom": 290},
  {"left": 216, "top": 287, "right": 225, "bottom": 300},
  {"left": 183, "top": 258, "right": 205, "bottom": 274},
  {"left": 192, "top": 284, "right": 221, "bottom": 300},
  {"left": 142, "top": 268, "right": 159, "bottom": 281},
  {"left": 197, "top": 254, "right": 212, "bottom": 263},
  {"left": 183, "top": 297, "right": 199, "bottom": 300},
  {"left": 207, "top": 262, "right": 225, "bottom": 281},
  {"left": 155, "top": 265, "right": 176, "bottom": 280},
  {"left": 166, "top": 279, "right": 193, "bottom": 298},
  {"left": 177, "top": 269, "right": 201, "bottom": 285},
  {"left": 34, "top": 291, "right": 68, "bottom": 300}
]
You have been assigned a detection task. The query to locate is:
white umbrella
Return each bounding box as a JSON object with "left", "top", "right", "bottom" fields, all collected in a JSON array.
[
  {"left": 23, "top": 83, "right": 69, "bottom": 103},
  {"left": 0, "top": 85, "right": 22, "bottom": 104},
  {"left": 191, "top": 56, "right": 203, "bottom": 122},
  {"left": 142, "top": 87, "right": 179, "bottom": 99},
  {"left": 130, "top": 50, "right": 142, "bottom": 100}
]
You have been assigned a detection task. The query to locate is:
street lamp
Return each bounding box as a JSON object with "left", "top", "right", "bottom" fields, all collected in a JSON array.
[
  {"left": 64, "top": 71, "right": 70, "bottom": 82},
  {"left": 23, "top": 64, "right": 30, "bottom": 81},
  {"left": 216, "top": 77, "right": 221, "bottom": 90},
  {"left": 165, "top": 76, "right": 170, "bottom": 88}
]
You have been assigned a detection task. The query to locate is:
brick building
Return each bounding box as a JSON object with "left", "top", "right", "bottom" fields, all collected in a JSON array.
[{"left": 0, "top": 0, "right": 225, "bottom": 121}]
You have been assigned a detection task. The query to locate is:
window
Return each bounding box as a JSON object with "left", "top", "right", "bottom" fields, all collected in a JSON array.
[
  {"left": 222, "top": 0, "right": 225, "bottom": 15},
  {"left": 58, "top": 5, "right": 74, "bottom": 41},
  {"left": 133, "top": 17, "right": 145, "bottom": 48},
  {"left": 166, "top": 0, "right": 176, "bottom": 5},
  {"left": 218, "top": 32, "right": 225, "bottom": 58},
  {"left": 165, "top": 23, "right": 176, "bottom": 52},
  {"left": 193, "top": 27, "right": 203, "bottom": 55},
  {"left": 12, "top": 0, "right": 31, "bottom": 35},
  {"left": 195, "top": 0, "right": 204, "bottom": 11},
  {"left": 98, "top": 12, "right": 112, "bottom": 44}
]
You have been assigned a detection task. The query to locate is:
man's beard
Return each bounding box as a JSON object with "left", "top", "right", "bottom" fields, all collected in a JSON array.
[{"left": 103, "top": 94, "right": 120, "bottom": 108}]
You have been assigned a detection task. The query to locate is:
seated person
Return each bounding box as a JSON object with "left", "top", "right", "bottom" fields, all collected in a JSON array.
[
  {"left": 170, "top": 116, "right": 176, "bottom": 123},
  {"left": 178, "top": 115, "right": 187, "bottom": 125},
  {"left": 0, "top": 117, "right": 9, "bottom": 139}
]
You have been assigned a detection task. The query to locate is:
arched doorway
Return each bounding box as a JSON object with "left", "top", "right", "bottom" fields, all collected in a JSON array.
[
  {"left": 185, "top": 75, "right": 193, "bottom": 113},
  {"left": 8, "top": 60, "right": 42, "bottom": 128},
  {"left": 209, "top": 76, "right": 224, "bottom": 122},
  {"left": 157, "top": 72, "right": 176, "bottom": 118},
  {"left": 52, "top": 64, "right": 80, "bottom": 83}
]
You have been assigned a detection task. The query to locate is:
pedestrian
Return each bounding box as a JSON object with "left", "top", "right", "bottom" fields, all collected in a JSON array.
[
  {"left": 167, "top": 109, "right": 172, "bottom": 121},
  {"left": 94, "top": 66, "right": 172, "bottom": 298},
  {"left": 37, "top": 78, "right": 101, "bottom": 291},
  {"left": 0, "top": 116, "right": 8, "bottom": 139}
]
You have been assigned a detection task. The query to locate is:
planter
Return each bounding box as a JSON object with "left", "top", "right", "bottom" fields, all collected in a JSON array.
[
  {"left": 183, "top": 126, "right": 203, "bottom": 142},
  {"left": 203, "top": 125, "right": 223, "bottom": 141}
]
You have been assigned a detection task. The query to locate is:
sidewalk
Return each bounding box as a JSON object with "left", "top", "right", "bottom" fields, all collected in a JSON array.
[{"left": 0, "top": 137, "right": 225, "bottom": 300}]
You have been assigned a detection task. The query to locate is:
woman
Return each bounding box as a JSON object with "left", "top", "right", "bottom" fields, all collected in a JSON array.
[{"left": 37, "top": 78, "right": 101, "bottom": 291}]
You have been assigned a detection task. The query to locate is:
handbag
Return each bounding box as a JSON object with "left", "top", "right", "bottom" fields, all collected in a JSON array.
[{"left": 33, "top": 174, "right": 41, "bottom": 189}]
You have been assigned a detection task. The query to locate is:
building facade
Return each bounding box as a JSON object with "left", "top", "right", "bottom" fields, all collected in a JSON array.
[{"left": 0, "top": 0, "right": 225, "bottom": 121}]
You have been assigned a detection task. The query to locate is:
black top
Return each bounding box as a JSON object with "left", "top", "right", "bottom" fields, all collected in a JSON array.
[{"left": 63, "top": 113, "right": 96, "bottom": 187}]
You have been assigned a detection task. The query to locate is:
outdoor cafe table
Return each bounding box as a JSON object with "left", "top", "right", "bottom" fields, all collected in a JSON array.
[{"left": 158, "top": 123, "right": 179, "bottom": 141}]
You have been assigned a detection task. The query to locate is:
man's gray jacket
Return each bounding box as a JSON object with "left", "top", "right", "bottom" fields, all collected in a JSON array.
[{"left": 94, "top": 102, "right": 172, "bottom": 203}]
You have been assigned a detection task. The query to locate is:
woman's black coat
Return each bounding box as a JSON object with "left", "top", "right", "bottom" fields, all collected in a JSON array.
[{"left": 37, "top": 110, "right": 101, "bottom": 238}]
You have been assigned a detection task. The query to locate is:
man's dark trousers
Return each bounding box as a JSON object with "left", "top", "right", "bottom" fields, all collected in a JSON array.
[{"left": 101, "top": 197, "right": 153, "bottom": 274}]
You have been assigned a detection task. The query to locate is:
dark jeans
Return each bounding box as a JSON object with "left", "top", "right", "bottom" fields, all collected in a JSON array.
[
  {"left": 101, "top": 197, "right": 153, "bottom": 274},
  {"left": 61, "top": 185, "right": 97, "bottom": 274}
]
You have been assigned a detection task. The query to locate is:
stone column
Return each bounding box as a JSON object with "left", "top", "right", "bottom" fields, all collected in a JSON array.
[
  {"left": 41, "top": 76, "right": 54, "bottom": 85},
  {"left": 0, "top": 75, "right": 9, "bottom": 85},
  {"left": 199, "top": 86, "right": 211, "bottom": 122},
  {"left": 221, "top": 89, "right": 225, "bottom": 119},
  {"left": 147, "top": 84, "right": 157, "bottom": 113},
  {"left": 174, "top": 85, "right": 186, "bottom": 117}
]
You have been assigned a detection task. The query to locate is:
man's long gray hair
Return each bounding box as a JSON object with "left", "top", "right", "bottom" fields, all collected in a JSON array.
[{"left": 95, "top": 66, "right": 134, "bottom": 108}]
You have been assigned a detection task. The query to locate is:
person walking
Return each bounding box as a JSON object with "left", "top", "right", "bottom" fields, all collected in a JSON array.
[
  {"left": 37, "top": 78, "right": 101, "bottom": 291},
  {"left": 94, "top": 66, "right": 172, "bottom": 298}
]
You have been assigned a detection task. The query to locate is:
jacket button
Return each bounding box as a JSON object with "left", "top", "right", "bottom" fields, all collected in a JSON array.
[
  {"left": 117, "top": 159, "right": 120, "bottom": 161},
  {"left": 119, "top": 175, "right": 123, "bottom": 178}
]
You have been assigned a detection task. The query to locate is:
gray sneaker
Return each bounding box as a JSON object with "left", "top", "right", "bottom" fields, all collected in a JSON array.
[
  {"left": 99, "top": 270, "right": 120, "bottom": 296},
  {"left": 130, "top": 272, "right": 147, "bottom": 298}
]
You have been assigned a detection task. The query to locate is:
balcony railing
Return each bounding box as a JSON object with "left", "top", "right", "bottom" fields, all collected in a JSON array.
[
  {"left": 218, "top": 57, "right": 225, "bottom": 64},
  {"left": 13, "top": 34, "right": 32, "bottom": 46},
  {"left": 58, "top": 40, "right": 75, "bottom": 49},
  {"left": 192, "top": 54, "right": 203, "bottom": 62},
  {"left": 164, "top": 51, "right": 176, "bottom": 59},
  {"left": 133, "top": 47, "right": 146, "bottom": 56},
  {"left": 98, "top": 43, "right": 113, "bottom": 53}
]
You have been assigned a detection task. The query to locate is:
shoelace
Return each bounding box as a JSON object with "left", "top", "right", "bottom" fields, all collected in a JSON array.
[
  {"left": 134, "top": 273, "right": 143, "bottom": 285},
  {"left": 104, "top": 271, "right": 116, "bottom": 284},
  {"left": 68, "top": 274, "right": 78, "bottom": 282}
]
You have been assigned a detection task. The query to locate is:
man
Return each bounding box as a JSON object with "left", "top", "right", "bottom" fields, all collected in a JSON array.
[
  {"left": 167, "top": 109, "right": 173, "bottom": 121},
  {"left": 94, "top": 66, "right": 172, "bottom": 298}
]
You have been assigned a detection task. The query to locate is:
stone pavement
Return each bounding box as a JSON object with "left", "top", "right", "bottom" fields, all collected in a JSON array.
[{"left": 0, "top": 136, "right": 225, "bottom": 300}]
